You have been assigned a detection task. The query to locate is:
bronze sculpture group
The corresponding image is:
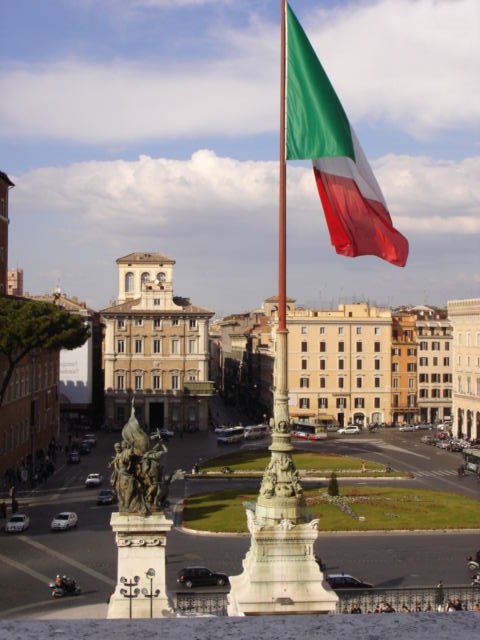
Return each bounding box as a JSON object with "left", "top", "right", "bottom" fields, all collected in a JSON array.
[{"left": 110, "top": 403, "right": 180, "bottom": 515}]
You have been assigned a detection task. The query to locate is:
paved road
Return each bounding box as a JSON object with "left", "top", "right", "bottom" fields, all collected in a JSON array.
[{"left": 1, "top": 425, "right": 479, "bottom": 619}]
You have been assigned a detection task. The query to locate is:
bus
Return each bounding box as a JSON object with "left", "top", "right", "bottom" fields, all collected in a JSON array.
[
  {"left": 244, "top": 424, "right": 270, "bottom": 441},
  {"left": 216, "top": 426, "right": 245, "bottom": 445},
  {"left": 463, "top": 448, "right": 480, "bottom": 473},
  {"left": 290, "top": 422, "right": 327, "bottom": 441}
]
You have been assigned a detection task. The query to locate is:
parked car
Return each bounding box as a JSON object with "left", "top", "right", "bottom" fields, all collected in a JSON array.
[
  {"left": 337, "top": 426, "right": 361, "bottom": 435},
  {"left": 326, "top": 424, "right": 339, "bottom": 432},
  {"left": 79, "top": 442, "right": 92, "bottom": 455},
  {"left": 435, "top": 440, "right": 451, "bottom": 449},
  {"left": 159, "top": 428, "right": 175, "bottom": 440},
  {"left": 417, "top": 423, "right": 433, "bottom": 430},
  {"left": 97, "top": 489, "right": 116, "bottom": 505},
  {"left": 67, "top": 451, "right": 81, "bottom": 464},
  {"left": 177, "top": 566, "right": 229, "bottom": 588},
  {"left": 83, "top": 434, "right": 97, "bottom": 446},
  {"left": 398, "top": 424, "right": 417, "bottom": 432},
  {"left": 85, "top": 473, "right": 103, "bottom": 487},
  {"left": 326, "top": 574, "right": 373, "bottom": 590},
  {"left": 51, "top": 511, "right": 78, "bottom": 531},
  {"left": 5, "top": 514, "right": 30, "bottom": 533}
]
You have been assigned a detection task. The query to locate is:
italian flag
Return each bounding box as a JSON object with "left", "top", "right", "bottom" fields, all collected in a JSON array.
[{"left": 286, "top": 3, "right": 409, "bottom": 267}]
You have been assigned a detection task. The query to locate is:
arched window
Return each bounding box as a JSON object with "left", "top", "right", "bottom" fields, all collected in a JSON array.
[
  {"left": 157, "top": 272, "right": 166, "bottom": 283},
  {"left": 125, "top": 272, "right": 134, "bottom": 293},
  {"left": 141, "top": 272, "right": 150, "bottom": 286}
]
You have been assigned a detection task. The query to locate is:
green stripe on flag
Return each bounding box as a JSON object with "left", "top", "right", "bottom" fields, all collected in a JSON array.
[{"left": 286, "top": 3, "right": 355, "bottom": 162}]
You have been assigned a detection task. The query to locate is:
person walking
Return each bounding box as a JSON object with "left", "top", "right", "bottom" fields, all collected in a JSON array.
[{"left": 0, "top": 501, "right": 7, "bottom": 519}]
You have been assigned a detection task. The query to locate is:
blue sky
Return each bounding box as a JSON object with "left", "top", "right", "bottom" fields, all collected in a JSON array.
[{"left": 1, "top": 0, "right": 479, "bottom": 315}]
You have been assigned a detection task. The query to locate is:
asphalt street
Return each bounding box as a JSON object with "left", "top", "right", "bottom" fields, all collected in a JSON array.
[{"left": 1, "top": 424, "right": 479, "bottom": 619}]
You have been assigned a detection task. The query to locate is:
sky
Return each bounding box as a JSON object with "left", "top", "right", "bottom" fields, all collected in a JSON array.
[{"left": 1, "top": 0, "right": 479, "bottom": 317}]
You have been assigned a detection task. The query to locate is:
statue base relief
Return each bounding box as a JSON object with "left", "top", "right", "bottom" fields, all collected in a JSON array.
[
  {"left": 107, "top": 512, "right": 173, "bottom": 619},
  {"left": 228, "top": 509, "right": 338, "bottom": 616}
]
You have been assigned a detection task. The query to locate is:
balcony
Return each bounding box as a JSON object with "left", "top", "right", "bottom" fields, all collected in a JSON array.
[{"left": 184, "top": 381, "right": 215, "bottom": 396}]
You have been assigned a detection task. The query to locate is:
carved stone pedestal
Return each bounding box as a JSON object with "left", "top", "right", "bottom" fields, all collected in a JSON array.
[
  {"left": 228, "top": 510, "right": 338, "bottom": 616},
  {"left": 107, "top": 512, "right": 173, "bottom": 619}
]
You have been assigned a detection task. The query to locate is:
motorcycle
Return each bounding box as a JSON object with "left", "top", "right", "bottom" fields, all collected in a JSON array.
[
  {"left": 49, "top": 577, "right": 82, "bottom": 598},
  {"left": 472, "top": 573, "right": 480, "bottom": 588},
  {"left": 467, "top": 556, "right": 480, "bottom": 572}
]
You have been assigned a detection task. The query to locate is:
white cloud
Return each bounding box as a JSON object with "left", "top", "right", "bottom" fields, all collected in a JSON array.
[
  {"left": 0, "top": 0, "right": 477, "bottom": 143},
  {"left": 12, "top": 151, "right": 480, "bottom": 236}
]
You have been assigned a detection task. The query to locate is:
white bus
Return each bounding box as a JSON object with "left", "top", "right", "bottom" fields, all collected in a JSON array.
[
  {"left": 244, "top": 424, "right": 270, "bottom": 440},
  {"left": 216, "top": 426, "right": 245, "bottom": 445},
  {"left": 463, "top": 448, "right": 480, "bottom": 473},
  {"left": 291, "top": 422, "right": 327, "bottom": 441}
]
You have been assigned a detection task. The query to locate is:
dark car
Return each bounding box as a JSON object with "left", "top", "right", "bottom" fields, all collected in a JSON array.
[
  {"left": 78, "top": 442, "right": 92, "bottom": 455},
  {"left": 177, "top": 566, "right": 229, "bottom": 589},
  {"left": 67, "top": 451, "right": 81, "bottom": 464},
  {"left": 326, "top": 574, "right": 373, "bottom": 590},
  {"left": 97, "top": 489, "right": 116, "bottom": 505}
]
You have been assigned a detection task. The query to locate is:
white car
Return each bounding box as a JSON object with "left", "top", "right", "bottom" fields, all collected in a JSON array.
[
  {"left": 399, "top": 424, "right": 417, "bottom": 432},
  {"left": 85, "top": 473, "right": 103, "bottom": 487},
  {"left": 5, "top": 513, "right": 30, "bottom": 533},
  {"left": 337, "top": 426, "right": 361, "bottom": 435},
  {"left": 51, "top": 511, "right": 78, "bottom": 531}
]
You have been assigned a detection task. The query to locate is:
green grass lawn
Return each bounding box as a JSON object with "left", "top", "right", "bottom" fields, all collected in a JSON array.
[
  {"left": 183, "top": 486, "right": 480, "bottom": 533},
  {"left": 200, "top": 449, "right": 385, "bottom": 474}
]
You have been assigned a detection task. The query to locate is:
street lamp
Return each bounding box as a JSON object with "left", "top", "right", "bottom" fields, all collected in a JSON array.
[
  {"left": 120, "top": 575, "right": 140, "bottom": 619},
  {"left": 141, "top": 568, "right": 160, "bottom": 618}
]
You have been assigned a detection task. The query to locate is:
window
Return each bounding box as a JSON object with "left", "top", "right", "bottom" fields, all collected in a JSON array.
[
  {"left": 125, "top": 272, "right": 134, "bottom": 292},
  {"left": 443, "top": 373, "right": 451, "bottom": 383},
  {"left": 404, "top": 329, "right": 412, "bottom": 339},
  {"left": 457, "top": 332, "right": 462, "bottom": 345},
  {"left": 157, "top": 272, "right": 166, "bottom": 282},
  {"left": 301, "top": 341, "right": 308, "bottom": 353},
  {"left": 118, "top": 319, "right": 126, "bottom": 330},
  {"left": 443, "top": 388, "right": 452, "bottom": 398},
  {"left": 419, "top": 373, "right": 429, "bottom": 383},
  {"left": 407, "top": 363, "right": 416, "bottom": 372},
  {"left": 319, "top": 377, "right": 326, "bottom": 389},
  {"left": 319, "top": 341, "right": 326, "bottom": 352},
  {"left": 153, "top": 375, "right": 161, "bottom": 390},
  {"left": 374, "top": 327, "right": 381, "bottom": 336},
  {"left": 356, "top": 341, "right": 362, "bottom": 353},
  {"left": 154, "top": 298, "right": 161, "bottom": 306},
  {"left": 171, "top": 374, "right": 179, "bottom": 390},
  {"left": 188, "top": 338, "right": 197, "bottom": 354},
  {"left": 420, "top": 341, "right": 428, "bottom": 351},
  {"left": 338, "top": 326, "right": 344, "bottom": 335},
  {"left": 301, "top": 326, "right": 307, "bottom": 335},
  {"left": 134, "top": 339, "right": 143, "bottom": 354},
  {"left": 338, "top": 358, "right": 345, "bottom": 370},
  {"left": 419, "top": 357, "right": 428, "bottom": 366},
  {"left": 393, "top": 394, "right": 399, "bottom": 408},
  {"left": 319, "top": 359, "right": 326, "bottom": 370},
  {"left": 133, "top": 318, "right": 144, "bottom": 327},
  {"left": 299, "top": 397, "right": 310, "bottom": 409},
  {"left": 319, "top": 327, "right": 325, "bottom": 335},
  {"left": 466, "top": 332, "right": 471, "bottom": 346},
  {"left": 431, "top": 388, "right": 440, "bottom": 399},
  {"left": 392, "top": 363, "right": 399, "bottom": 372},
  {"left": 419, "top": 388, "right": 428, "bottom": 398},
  {"left": 141, "top": 272, "right": 150, "bottom": 286},
  {"left": 432, "top": 341, "right": 440, "bottom": 351},
  {"left": 336, "top": 397, "right": 346, "bottom": 408},
  {"left": 374, "top": 341, "right": 381, "bottom": 352},
  {"left": 300, "top": 377, "right": 310, "bottom": 388},
  {"left": 301, "top": 359, "right": 308, "bottom": 370},
  {"left": 374, "top": 359, "right": 380, "bottom": 370},
  {"left": 408, "top": 377, "right": 415, "bottom": 389},
  {"left": 374, "top": 397, "right": 381, "bottom": 409},
  {"left": 134, "top": 374, "right": 143, "bottom": 391},
  {"left": 356, "top": 377, "right": 362, "bottom": 389},
  {"left": 338, "top": 341, "right": 344, "bottom": 352},
  {"left": 408, "top": 394, "right": 416, "bottom": 407},
  {"left": 393, "top": 377, "right": 399, "bottom": 388},
  {"left": 431, "top": 373, "right": 440, "bottom": 383},
  {"left": 154, "top": 318, "right": 162, "bottom": 329},
  {"left": 187, "top": 371, "right": 197, "bottom": 382},
  {"left": 432, "top": 357, "right": 438, "bottom": 366},
  {"left": 172, "top": 318, "right": 180, "bottom": 327},
  {"left": 171, "top": 339, "right": 180, "bottom": 355},
  {"left": 356, "top": 327, "right": 362, "bottom": 335},
  {"left": 374, "top": 376, "right": 380, "bottom": 388},
  {"left": 116, "top": 374, "right": 124, "bottom": 391},
  {"left": 354, "top": 397, "right": 364, "bottom": 408},
  {"left": 318, "top": 398, "right": 328, "bottom": 409},
  {"left": 407, "top": 348, "right": 416, "bottom": 356},
  {"left": 443, "top": 357, "right": 450, "bottom": 366},
  {"left": 356, "top": 359, "right": 362, "bottom": 370},
  {"left": 153, "top": 339, "right": 162, "bottom": 354},
  {"left": 338, "top": 376, "right": 344, "bottom": 389},
  {"left": 189, "top": 319, "right": 197, "bottom": 330},
  {"left": 392, "top": 347, "right": 400, "bottom": 356},
  {"left": 117, "top": 339, "right": 125, "bottom": 353}
]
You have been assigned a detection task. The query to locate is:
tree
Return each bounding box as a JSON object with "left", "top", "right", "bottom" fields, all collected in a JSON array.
[
  {"left": 327, "top": 471, "right": 339, "bottom": 497},
  {"left": 0, "top": 297, "right": 90, "bottom": 406}
]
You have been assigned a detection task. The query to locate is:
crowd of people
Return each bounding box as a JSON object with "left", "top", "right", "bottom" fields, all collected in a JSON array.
[{"left": 342, "top": 597, "right": 480, "bottom": 614}]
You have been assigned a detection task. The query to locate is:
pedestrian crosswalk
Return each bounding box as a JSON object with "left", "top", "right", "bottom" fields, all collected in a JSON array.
[{"left": 414, "top": 469, "right": 458, "bottom": 478}]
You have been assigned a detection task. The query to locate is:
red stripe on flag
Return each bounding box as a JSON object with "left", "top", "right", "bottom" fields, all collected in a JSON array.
[{"left": 313, "top": 167, "right": 409, "bottom": 267}]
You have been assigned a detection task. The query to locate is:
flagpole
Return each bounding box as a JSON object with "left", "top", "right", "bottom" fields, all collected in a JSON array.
[{"left": 273, "top": 0, "right": 289, "bottom": 428}]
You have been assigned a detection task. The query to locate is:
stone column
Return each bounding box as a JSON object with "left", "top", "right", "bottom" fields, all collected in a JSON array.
[{"left": 107, "top": 512, "right": 173, "bottom": 619}]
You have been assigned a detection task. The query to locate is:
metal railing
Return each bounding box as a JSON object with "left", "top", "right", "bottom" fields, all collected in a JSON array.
[
  {"left": 175, "top": 591, "right": 228, "bottom": 616},
  {"left": 336, "top": 585, "right": 480, "bottom": 614}
]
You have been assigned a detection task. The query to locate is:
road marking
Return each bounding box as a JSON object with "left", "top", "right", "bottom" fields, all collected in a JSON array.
[
  {"left": 18, "top": 536, "right": 115, "bottom": 587},
  {"left": 0, "top": 550, "right": 52, "bottom": 584}
]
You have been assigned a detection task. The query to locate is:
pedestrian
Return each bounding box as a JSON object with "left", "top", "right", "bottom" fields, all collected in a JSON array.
[
  {"left": 434, "top": 580, "right": 444, "bottom": 611},
  {"left": 350, "top": 602, "right": 362, "bottom": 614},
  {"left": 361, "top": 462, "right": 367, "bottom": 473},
  {"left": 11, "top": 498, "right": 18, "bottom": 514},
  {"left": 0, "top": 501, "right": 7, "bottom": 518}
]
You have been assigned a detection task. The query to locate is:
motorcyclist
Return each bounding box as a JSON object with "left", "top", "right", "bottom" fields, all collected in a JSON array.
[{"left": 54, "top": 575, "right": 62, "bottom": 588}]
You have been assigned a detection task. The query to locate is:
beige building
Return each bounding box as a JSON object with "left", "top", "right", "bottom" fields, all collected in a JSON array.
[
  {"left": 101, "top": 253, "right": 214, "bottom": 431},
  {"left": 391, "top": 313, "right": 419, "bottom": 424},
  {"left": 267, "top": 302, "right": 393, "bottom": 428},
  {"left": 447, "top": 298, "right": 480, "bottom": 439},
  {"left": 7, "top": 268, "right": 23, "bottom": 296}
]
